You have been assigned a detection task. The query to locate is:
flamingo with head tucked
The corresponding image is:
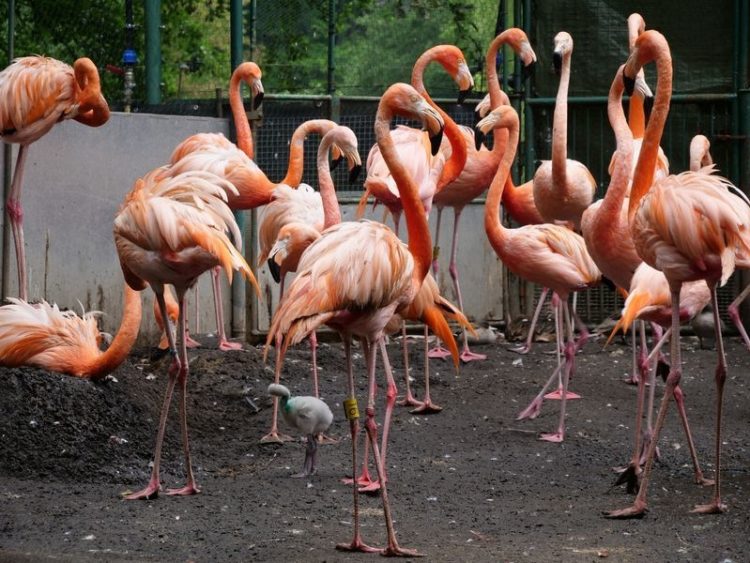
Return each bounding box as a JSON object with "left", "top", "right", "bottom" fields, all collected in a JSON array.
[
  {"left": 266, "top": 83, "right": 443, "bottom": 556},
  {"left": 605, "top": 30, "right": 750, "bottom": 519},
  {"left": 0, "top": 55, "right": 110, "bottom": 301}
]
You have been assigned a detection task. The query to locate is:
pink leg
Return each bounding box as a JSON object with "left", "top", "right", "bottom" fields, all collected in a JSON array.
[
  {"left": 545, "top": 294, "right": 581, "bottom": 401},
  {"left": 692, "top": 282, "right": 728, "bottom": 514},
  {"left": 336, "top": 336, "right": 380, "bottom": 554},
  {"left": 511, "top": 287, "right": 550, "bottom": 354},
  {"left": 672, "top": 384, "right": 712, "bottom": 486},
  {"left": 212, "top": 267, "right": 242, "bottom": 351},
  {"left": 411, "top": 325, "right": 443, "bottom": 414},
  {"left": 540, "top": 300, "right": 576, "bottom": 442},
  {"left": 310, "top": 330, "right": 319, "bottom": 398},
  {"left": 398, "top": 322, "right": 424, "bottom": 407},
  {"left": 428, "top": 206, "right": 456, "bottom": 361},
  {"left": 606, "top": 283, "right": 683, "bottom": 518},
  {"left": 623, "top": 323, "right": 640, "bottom": 385},
  {"left": 342, "top": 340, "right": 375, "bottom": 488},
  {"left": 449, "top": 208, "right": 486, "bottom": 363},
  {"left": 125, "top": 287, "right": 179, "bottom": 500},
  {"left": 166, "top": 290, "right": 200, "bottom": 496},
  {"left": 727, "top": 283, "right": 750, "bottom": 351},
  {"left": 362, "top": 337, "right": 421, "bottom": 557},
  {"left": 6, "top": 145, "right": 29, "bottom": 301},
  {"left": 260, "top": 334, "right": 294, "bottom": 444}
]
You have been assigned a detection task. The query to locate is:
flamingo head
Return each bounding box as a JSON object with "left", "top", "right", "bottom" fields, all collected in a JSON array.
[
  {"left": 623, "top": 30, "right": 670, "bottom": 96},
  {"left": 552, "top": 31, "right": 573, "bottom": 75},
  {"left": 73, "top": 58, "right": 110, "bottom": 127},
  {"left": 474, "top": 104, "right": 519, "bottom": 150},
  {"left": 235, "top": 61, "right": 264, "bottom": 110},
  {"left": 325, "top": 126, "right": 363, "bottom": 183},
  {"left": 627, "top": 13, "right": 646, "bottom": 50}
]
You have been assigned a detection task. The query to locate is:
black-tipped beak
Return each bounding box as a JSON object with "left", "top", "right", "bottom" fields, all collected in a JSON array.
[
  {"left": 522, "top": 61, "right": 536, "bottom": 81},
  {"left": 643, "top": 94, "right": 654, "bottom": 123},
  {"left": 474, "top": 127, "right": 485, "bottom": 151},
  {"left": 552, "top": 52, "right": 562, "bottom": 75},
  {"left": 349, "top": 163, "right": 362, "bottom": 183},
  {"left": 429, "top": 126, "right": 444, "bottom": 156},
  {"left": 267, "top": 257, "right": 281, "bottom": 283},
  {"left": 331, "top": 155, "right": 343, "bottom": 171},
  {"left": 253, "top": 91, "right": 264, "bottom": 110},
  {"left": 457, "top": 87, "right": 472, "bottom": 104},
  {"left": 623, "top": 73, "right": 636, "bottom": 96}
]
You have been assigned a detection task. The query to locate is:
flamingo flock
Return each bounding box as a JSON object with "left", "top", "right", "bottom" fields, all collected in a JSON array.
[{"left": 1, "top": 12, "right": 748, "bottom": 557}]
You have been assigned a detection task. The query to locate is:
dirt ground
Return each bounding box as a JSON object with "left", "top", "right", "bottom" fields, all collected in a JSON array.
[{"left": 1, "top": 325, "right": 749, "bottom": 562}]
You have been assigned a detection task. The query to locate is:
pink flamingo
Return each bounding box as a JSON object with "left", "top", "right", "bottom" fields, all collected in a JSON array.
[
  {"left": 259, "top": 125, "right": 362, "bottom": 444},
  {"left": 113, "top": 169, "right": 259, "bottom": 500},
  {"left": 605, "top": 30, "right": 750, "bottom": 518},
  {"left": 266, "top": 83, "right": 443, "bottom": 556},
  {"left": 431, "top": 29, "right": 537, "bottom": 362},
  {"left": 478, "top": 103, "right": 601, "bottom": 442},
  {"left": 0, "top": 55, "right": 110, "bottom": 301}
]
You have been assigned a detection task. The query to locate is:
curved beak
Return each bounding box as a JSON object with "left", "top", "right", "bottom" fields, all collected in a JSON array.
[
  {"left": 552, "top": 51, "right": 563, "bottom": 75},
  {"left": 622, "top": 71, "right": 636, "bottom": 96},
  {"left": 643, "top": 94, "right": 654, "bottom": 123},
  {"left": 331, "top": 155, "right": 343, "bottom": 171},
  {"left": 349, "top": 163, "right": 362, "bottom": 183},
  {"left": 267, "top": 256, "right": 281, "bottom": 283},
  {"left": 474, "top": 127, "right": 485, "bottom": 151},
  {"left": 252, "top": 80, "right": 265, "bottom": 110},
  {"left": 458, "top": 88, "right": 472, "bottom": 104},
  {"left": 522, "top": 60, "right": 536, "bottom": 81}
]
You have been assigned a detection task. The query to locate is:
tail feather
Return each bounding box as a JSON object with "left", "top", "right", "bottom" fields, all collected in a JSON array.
[
  {"left": 356, "top": 187, "right": 372, "bottom": 219},
  {"left": 421, "top": 305, "right": 460, "bottom": 369},
  {"left": 606, "top": 291, "right": 651, "bottom": 346},
  {"left": 434, "top": 295, "right": 477, "bottom": 337}
]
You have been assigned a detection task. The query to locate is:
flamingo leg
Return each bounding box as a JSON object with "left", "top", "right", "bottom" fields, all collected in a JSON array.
[
  {"left": 212, "top": 267, "right": 242, "bottom": 351},
  {"left": 510, "top": 287, "right": 550, "bottom": 354},
  {"left": 260, "top": 334, "right": 294, "bottom": 444},
  {"left": 291, "top": 434, "right": 318, "bottom": 478},
  {"left": 427, "top": 206, "right": 455, "bottom": 361},
  {"left": 125, "top": 287, "right": 180, "bottom": 500},
  {"left": 342, "top": 340, "right": 374, "bottom": 488},
  {"left": 410, "top": 325, "right": 443, "bottom": 414},
  {"left": 540, "top": 299, "right": 576, "bottom": 442},
  {"left": 336, "top": 336, "right": 380, "bottom": 554},
  {"left": 310, "top": 330, "right": 319, "bottom": 398},
  {"left": 166, "top": 290, "right": 200, "bottom": 496},
  {"left": 727, "top": 283, "right": 750, "bottom": 351},
  {"left": 447, "top": 207, "right": 486, "bottom": 363},
  {"left": 606, "top": 283, "right": 683, "bottom": 518},
  {"left": 692, "top": 282, "right": 728, "bottom": 514},
  {"left": 398, "top": 322, "right": 423, "bottom": 407},
  {"left": 6, "top": 145, "right": 29, "bottom": 301},
  {"left": 362, "top": 337, "right": 421, "bottom": 557},
  {"left": 623, "top": 322, "right": 641, "bottom": 385},
  {"left": 545, "top": 294, "right": 582, "bottom": 401}
]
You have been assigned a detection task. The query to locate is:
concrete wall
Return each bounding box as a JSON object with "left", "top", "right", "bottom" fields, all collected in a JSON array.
[{"left": 1, "top": 112, "right": 505, "bottom": 345}]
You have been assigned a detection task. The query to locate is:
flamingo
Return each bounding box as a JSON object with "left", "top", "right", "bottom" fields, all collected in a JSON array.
[
  {"left": 0, "top": 285, "right": 140, "bottom": 379},
  {"left": 431, "top": 29, "right": 537, "bottom": 362},
  {"left": 113, "top": 169, "right": 260, "bottom": 500},
  {"left": 478, "top": 103, "right": 600, "bottom": 442},
  {"left": 690, "top": 134, "right": 750, "bottom": 351},
  {"left": 265, "top": 83, "right": 443, "bottom": 556},
  {"left": 0, "top": 55, "right": 110, "bottom": 301},
  {"left": 532, "top": 32, "right": 596, "bottom": 229},
  {"left": 260, "top": 125, "right": 362, "bottom": 444},
  {"left": 605, "top": 30, "right": 750, "bottom": 518},
  {"left": 267, "top": 383, "right": 333, "bottom": 478}
]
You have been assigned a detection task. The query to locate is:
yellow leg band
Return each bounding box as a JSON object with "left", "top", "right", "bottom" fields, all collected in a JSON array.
[{"left": 343, "top": 397, "right": 360, "bottom": 421}]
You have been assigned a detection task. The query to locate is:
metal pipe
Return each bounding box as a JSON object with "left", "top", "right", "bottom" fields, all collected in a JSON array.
[
  {"left": 229, "top": 0, "right": 246, "bottom": 342},
  {"left": 122, "top": 0, "right": 137, "bottom": 112},
  {"left": 144, "top": 0, "right": 161, "bottom": 104},
  {"left": 527, "top": 93, "right": 738, "bottom": 105},
  {"left": 2, "top": 0, "right": 15, "bottom": 299},
  {"left": 327, "top": 0, "right": 336, "bottom": 95},
  {"left": 249, "top": 0, "right": 257, "bottom": 60}
]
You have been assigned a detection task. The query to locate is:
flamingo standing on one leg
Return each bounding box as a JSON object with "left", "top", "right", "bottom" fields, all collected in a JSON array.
[
  {"left": 0, "top": 285, "right": 140, "bottom": 378},
  {"left": 260, "top": 125, "right": 362, "bottom": 444},
  {"left": 0, "top": 55, "right": 110, "bottom": 301},
  {"left": 477, "top": 104, "right": 601, "bottom": 442},
  {"left": 113, "top": 169, "right": 260, "bottom": 500},
  {"left": 266, "top": 83, "right": 444, "bottom": 556},
  {"left": 605, "top": 30, "right": 750, "bottom": 519},
  {"left": 431, "top": 29, "right": 537, "bottom": 363}
]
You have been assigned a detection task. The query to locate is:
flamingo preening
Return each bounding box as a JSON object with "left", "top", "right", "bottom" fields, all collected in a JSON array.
[
  {"left": 266, "top": 82, "right": 443, "bottom": 556},
  {"left": 0, "top": 55, "right": 110, "bottom": 301},
  {"left": 113, "top": 169, "right": 260, "bottom": 500},
  {"left": 605, "top": 30, "right": 750, "bottom": 518},
  {"left": 478, "top": 104, "right": 600, "bottom": 442}
]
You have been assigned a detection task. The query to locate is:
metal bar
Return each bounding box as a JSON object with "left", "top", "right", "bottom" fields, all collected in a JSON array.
[
  {"left": 2, "top": 0, "right": 15, "bottom": 299},
  {"left": 528, "top": 93, "right": 738, "bottom": 105},
  {"left": 249, "top": 0, "right": 257, "bottom": 60},
  {"left": 230, "top": 0, "right": 246, "bottom": 341},
  {"left": 144, "top": 0, "right": 161, "bottom": 104},
  {"left": 327, "top": 0, "right": 336, "bottom": 95}
]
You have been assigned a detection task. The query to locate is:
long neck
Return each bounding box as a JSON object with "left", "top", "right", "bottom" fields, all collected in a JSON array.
[
  {"left": 317, "top": 135, "right": 342, "bottom": 229},
  {"left": 485, "top": 117, "right": 519, "bottom": 254},
  {"left": 485, "top": 32, "right": 514, "bottom": 161},
  {"left": 229, "top": 71, "right": 254, "bottom": 158},
  {"left": 628, "top": 93, "right": 646, "bottom": 139},
  {"left": 411, "top": 54, "right": 467, "bottom": 189},
  {"left": 375, "top": 114, "right": 432, "bottom": 282},
  {"left": 281, "top": 119, "right": 336, "bottom": 187},
  {"left": 601, "top": 77, "right": 633, "bottom": 217},
  {"left": 87, "top": 286, "right": 142, "bottom": 380},
  {"left": 551, "top": 51, "right": 571, "bottom": 186},
  {"left": 628, "top": 45, "right": 672, "bottom": 223}
]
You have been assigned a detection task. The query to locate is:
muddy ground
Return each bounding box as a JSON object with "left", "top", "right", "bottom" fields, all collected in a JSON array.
[{"left": 1, "top": 326, "right": 749, "bottom": 562}]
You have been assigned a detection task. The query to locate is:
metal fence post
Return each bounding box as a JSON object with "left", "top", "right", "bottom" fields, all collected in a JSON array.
[
  {"left": 144, "top": 0, "right": 161, "bottom": 104},
  {"left": 2, "top": 0, "right": 15, "bottom": 299}
]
